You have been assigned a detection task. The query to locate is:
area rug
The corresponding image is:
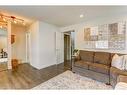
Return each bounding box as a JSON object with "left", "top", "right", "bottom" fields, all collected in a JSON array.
[{"left": 32, "top": 70, "right": 113, "bottom": 90}]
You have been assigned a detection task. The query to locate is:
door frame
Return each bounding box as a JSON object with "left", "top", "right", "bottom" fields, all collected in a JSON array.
[
  {"left": 64, "top": 33, "right": 71, "bottom": 61},
  {"left": 63, "top": 30, "right": 75, "bottom": 61}
]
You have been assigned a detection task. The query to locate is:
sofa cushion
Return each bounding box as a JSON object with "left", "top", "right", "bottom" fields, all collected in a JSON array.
[
  {"left": 74, "top": 61, "right": 92, "bottom": 69},
  {"left": 111, "top": 54, "right": 124, "bottom": 70},
  {"left": 89, "top": 63, "right": 110, "bottom": 74},
  {"left": 79, "top": 50, "right": 94, "bottom": 62},
  {"left": 111, "top": 53, "right": 124, "bottom": 60},
  {"left": 117, "top": 75, "right": 127, "bottom": 83},
  {"left": 94, "top": 52, "right": 111, "bottom": 66},
  {"left": 110, "top": 67, "right": 127, "bottom": 80}
]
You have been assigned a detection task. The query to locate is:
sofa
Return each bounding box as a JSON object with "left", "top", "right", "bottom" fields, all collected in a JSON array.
[
  {"left": 72, "top": 50, "right": 127, "bottom": 88},
  {"left": 115, "top": 75, "right": 127, "bottom": 89},
  {"left": 110, "top": 53, "right": 127, "bottom": 87}
]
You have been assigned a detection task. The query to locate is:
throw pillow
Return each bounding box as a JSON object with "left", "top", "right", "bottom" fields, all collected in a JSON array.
[
  {"left": 112, "top": 54, "right": 124, "bottom": 70},
  {"left": 123, "top": 55, "right": 127, "bottom": 71}
]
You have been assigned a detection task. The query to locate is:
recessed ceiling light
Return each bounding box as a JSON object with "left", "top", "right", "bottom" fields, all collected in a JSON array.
[{"left": 80, "top": 14, "right": 84, "bottom": 18}]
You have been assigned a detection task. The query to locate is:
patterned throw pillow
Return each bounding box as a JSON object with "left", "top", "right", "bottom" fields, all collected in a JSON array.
[{"left": 112, "top": 54, "right": 124, "bottom": 70}]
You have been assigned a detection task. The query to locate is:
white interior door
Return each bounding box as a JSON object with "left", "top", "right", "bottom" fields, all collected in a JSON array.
[{"left": 55, "top": 31, "right": 64, "bottom": 64}]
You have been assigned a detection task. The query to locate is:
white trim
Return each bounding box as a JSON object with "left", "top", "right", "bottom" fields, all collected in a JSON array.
[{"left": 7, "top": 21, "right": 12, "bottom": 69}]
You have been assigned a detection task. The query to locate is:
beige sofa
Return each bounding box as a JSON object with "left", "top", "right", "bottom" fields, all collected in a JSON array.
[
  {"left": 72, "top": 50, "right": 127, "bottom": 88},
  {"left": 115, "top": 75, "right": 127, "bottom": 89}
]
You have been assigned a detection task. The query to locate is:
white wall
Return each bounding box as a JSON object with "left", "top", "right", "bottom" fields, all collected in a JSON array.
[
  {"left": 39, "top": 21, "right": 59, "bottom": 68},
  {"left": 60, "top": 13, "right": 127, "bottom": 54},
  {"left": 11, "top": 24, "right": 27, "bottom": 63},
  {"left": 28, "top": 21, "right": 40, "bottom": 68},
  {"left": 29, "top": 21, "right": 60, "bottom": 69}
]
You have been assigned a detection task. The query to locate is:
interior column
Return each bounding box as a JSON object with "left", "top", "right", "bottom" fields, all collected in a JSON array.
[{"left": 7, "top": 21, "right": 12, "bottom": 69}]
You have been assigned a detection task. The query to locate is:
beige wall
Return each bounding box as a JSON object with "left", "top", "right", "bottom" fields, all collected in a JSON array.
[{"left": 11, "top": 24, "right": 27, "bottom": 63}]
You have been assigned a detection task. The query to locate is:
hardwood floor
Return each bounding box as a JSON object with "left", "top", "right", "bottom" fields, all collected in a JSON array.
[
  {"left": 0, "top": 63, "right": 7, "bottom": 72},
  {"left": 64, "top": 60, "right": 72, "bottom": 69},
  {"left": 0, "top": 62, "right": 70, "bottom": 89}
]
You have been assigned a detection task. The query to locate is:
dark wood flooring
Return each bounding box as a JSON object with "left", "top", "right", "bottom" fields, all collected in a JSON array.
[{"left": 0, "top": 62, "right": 71, "bottom": 89}]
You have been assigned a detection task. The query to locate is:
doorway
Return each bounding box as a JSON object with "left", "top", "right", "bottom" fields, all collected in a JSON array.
[
  {"left": 64, "top": 30, "right": 75, "bottom": 69},
  {"left": 64, "top": 34, "right": 71, "bottom": 61},
  {"left": 0, "top": 27, "right": 8, "bottom": 71}
]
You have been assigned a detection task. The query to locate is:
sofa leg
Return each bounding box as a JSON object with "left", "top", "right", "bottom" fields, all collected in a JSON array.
[{"left": 106, "top": 83, "right": 110, "bottom": 85}]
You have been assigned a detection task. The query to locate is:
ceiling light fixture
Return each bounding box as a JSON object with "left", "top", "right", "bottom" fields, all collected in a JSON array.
[
  {"left": 14, "top": 20, "right": 17, "bottom": 24},
  {"left": 3, "top": 18, "right": 6, "bottom": 21},
  {"left": 0, "top": 13, "right": 26, "bottom": 25},
  {"left": 80, "top": 14, "right": 84, "bottom": 18},
  {"left": 0, "top": 21, "right": 7, "bottom": 30}
]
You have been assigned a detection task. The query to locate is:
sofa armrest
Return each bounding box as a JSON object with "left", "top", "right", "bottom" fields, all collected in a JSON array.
[
  {"left": 115, "top": 82, "right": 127, "bottom": 90},
  {"left": 117, "top": 75, "right": 127, "bottom": 84}
]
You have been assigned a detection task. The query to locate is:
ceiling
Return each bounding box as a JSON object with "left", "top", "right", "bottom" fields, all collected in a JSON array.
[{"left": 0, "top": 6, "right": 127, "bottom": 27}]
